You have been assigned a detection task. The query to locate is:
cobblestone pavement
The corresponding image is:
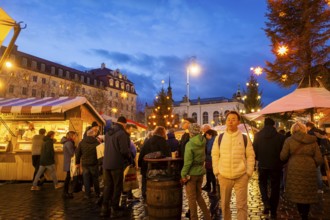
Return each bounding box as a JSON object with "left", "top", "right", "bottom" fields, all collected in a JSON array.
[{"left": 0, "top": 173, "right": 329, "bottom": 220}]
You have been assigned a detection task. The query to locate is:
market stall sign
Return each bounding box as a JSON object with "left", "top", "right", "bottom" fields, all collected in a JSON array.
[{"left": 0, "top": 113, "right": 65, "bottom": 120}]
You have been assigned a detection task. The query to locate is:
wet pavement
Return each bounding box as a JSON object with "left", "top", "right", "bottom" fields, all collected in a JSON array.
[{"left": 0, "top": 173, "right": 329, "bottom": 220}]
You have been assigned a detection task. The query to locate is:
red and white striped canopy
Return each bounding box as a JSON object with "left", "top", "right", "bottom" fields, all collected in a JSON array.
[{"left": 0, "top": 96, "right": 93, "bottom": 114}]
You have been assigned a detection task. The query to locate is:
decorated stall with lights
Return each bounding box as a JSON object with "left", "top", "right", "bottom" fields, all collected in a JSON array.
[{"left": 0, "top": 96, "right": 104, "bottom": 181}]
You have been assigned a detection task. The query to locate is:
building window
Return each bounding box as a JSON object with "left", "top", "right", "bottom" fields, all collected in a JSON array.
[
  {"left": 115, "top": 92, "right": 118, "bottom": 98},
  {"left": 41, "top": 91, "right": 45, "bottom": 98},
  {"left": 32, "top": 76, "right": 38, "bottom": 82},
  {"left": 22, "top": 58, "right": 27, "bottom": 67},
  {"left": 41, "top": 63, "right": 45, "bottom": 72},
  {"left": 109, "top": 79, "right": 114, "bottom": 86},
  {"left": 31, "top": 61, "right": 37, "bottom": 70},
  {"left": 121, "top": 82, "right": 125, "bottom": 90},
  {"left": 80, "top": 75, "right": 84, "bottom": 83},
  {"left": 58, "top": 69, "right": 63, "bottom": 77},
  {"left": 126, "top": 84, "right": 130, "bottom": 91},
  {"left": 203, "top": 112, "right": 209, "bottom": 124},
  {"left": 115, "top": 81, "right": 119, "bottom": 88},
  {"left": 32, "top": 89, "right": 37, "bottom": 97},
  {"left": 42, "top": 78, "right": 46, "bottom": 84},
  {"left": 100, "top": 81, "right": 103, "bottom": 87},
  {"left": 51, "top": 66, "right": 55, "bottom": 74},
  {"left": 192, "top": 112, "right": 198, "bottom": 123},
  {"left": 8, "top": 85, "right": 14, "bottom": 93},
  {"left": 87, "top": 77, "right": 90, "bottom": 84},
  {"left": 213, "top": 111, "right": 219, "bottom": 125},
  {"left": 75, "top": 74, "right": 79, "bottom": 81},
  {"left": 131, "top": 86, "right": 135, "bottom": 93},
  {"left": 22, "top": 87, "right": 28, "bottom": 95},
  {"left": 66, "top": 71, "right": 70, "bottom": 78}
]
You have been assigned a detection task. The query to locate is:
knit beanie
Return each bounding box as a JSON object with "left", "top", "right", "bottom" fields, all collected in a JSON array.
[{"left": 189, "top": 123, "right": 201, "bottom": 137}]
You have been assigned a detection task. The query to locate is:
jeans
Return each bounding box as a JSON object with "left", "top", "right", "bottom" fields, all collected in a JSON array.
[
  {"left": 185, "top": 175, "right": 211, "bottom": 220},
  {"left": 82, "top": 164, "right": 100, "bottom": 196},
  {"left": 316, "top": 166, "right": 323, "bottom": 190},
  {"left": 141, "top": 174, "right": 147, "bottom": 199},
  {"left": 258, "top": 168, "right": 281, "bottom": 215},
  {"left": 32, "top": 164, "right": 57, "bottom": 187},
  {"left": 102, "top": 168, "right": 124, "bottom": 209},
  {"left": 32, "top": 155, "right": 44, "bottom": 181}
]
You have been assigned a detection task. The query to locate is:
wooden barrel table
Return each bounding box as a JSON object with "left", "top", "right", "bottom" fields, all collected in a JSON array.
[{"left": 144, "top": 157, "right": 183, "bottom": 220}]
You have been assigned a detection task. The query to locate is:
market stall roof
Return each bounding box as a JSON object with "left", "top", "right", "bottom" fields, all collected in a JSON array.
[
  {"left": 244, "top": 87, "right": 330, "bottom": 120},
  {"left": 0, "top": 96, "right": 105, "bottom": 123},
  {"left": 101, "top": 114, "right": 147, "bottom": 130}
]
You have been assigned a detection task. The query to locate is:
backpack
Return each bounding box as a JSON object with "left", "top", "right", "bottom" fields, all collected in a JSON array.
[{"left": 218, "top": 133, "right": 248, "bottom": 149}]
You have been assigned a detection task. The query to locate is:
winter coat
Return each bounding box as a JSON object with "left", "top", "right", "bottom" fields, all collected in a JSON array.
[
  {"left": 31, "top": 134, "right": 45, "bottom": 155},
  {"left": 181, "top": 134, "right": 207, "bottom": 178},
  {"left": 280, "top": 131, "right": 323, "bottom": 204},
  {"left": 40, "top": 136, "right": 55, "bottom": 166},
  {"left": 253, "top": 125, "right": 285, "bottom": 170},
  {"left": 179, "top": 132, "right": 190, "bottom": 159},
  {"left": 166, "top": 132, "right": 180, "bottom": 152},
  {"left": 138, "top": 134, "right": 171, "bottom": 176},
  {"left": 103, "top": 123, "right": 131, "bottom": 170},
  {"left": 61, "top": 137, "right": 76, "bottom": 172},
  {"left": 205, "top": 136, "right": 215, "bottom": 162},
  {"left": 76, "top": 136, "right": 99, "bottom": 166},
  {"left": 211, "top": 130, "right": 255, "bottom": 179}
]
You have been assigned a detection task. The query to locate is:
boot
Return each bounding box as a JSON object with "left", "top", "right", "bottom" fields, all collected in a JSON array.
[
  {"left": 99, "top": 205, "right": 109, "bottom": 217},
  {"left": 110, "top": 207, "right": 124, "bottom": 219}
]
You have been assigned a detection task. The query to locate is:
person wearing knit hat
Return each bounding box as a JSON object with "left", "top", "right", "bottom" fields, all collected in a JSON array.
[
  {"left": 181, "top": 123, "right": 212, "bottom": 220},
  {"left": 253, "top": 117, "right": 285, "bottom": 219},
  {"left": 100, "top": 115, "right": 131, "bottom": 218},
  {"left": 189, "top": 123, "right": 201, "bottom": 137}
]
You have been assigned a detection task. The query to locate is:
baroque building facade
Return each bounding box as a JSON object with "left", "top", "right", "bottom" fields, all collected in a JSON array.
[
  {"left": 145, "top": 84, "right": 245, "bottom": 128},
  {"left": 0, "top": 46, "right": 137, "bottom": 120}
]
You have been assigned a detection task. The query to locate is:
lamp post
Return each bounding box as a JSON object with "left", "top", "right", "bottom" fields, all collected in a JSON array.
[{"left": 186, "top": 57, "right": 201, "bottom": 117}]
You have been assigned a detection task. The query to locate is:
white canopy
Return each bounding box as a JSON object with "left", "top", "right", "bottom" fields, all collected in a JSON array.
[{"left": 245, "top": 87, "right": 330, "bottom": 120}]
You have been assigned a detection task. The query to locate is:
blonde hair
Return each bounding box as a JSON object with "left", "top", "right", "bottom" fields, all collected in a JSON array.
[{"left": 290, "top": 122, "right": 307, "bottom": 135}]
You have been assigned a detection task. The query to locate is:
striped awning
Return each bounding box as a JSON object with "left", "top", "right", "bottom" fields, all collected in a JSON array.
[{"left": 0, "top": 96, "right": 95, "bottom": 114}]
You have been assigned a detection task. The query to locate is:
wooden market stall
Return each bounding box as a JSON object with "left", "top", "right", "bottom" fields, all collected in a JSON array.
[{"left": 0, "top": 96, "right": 105, "bottom": 181}]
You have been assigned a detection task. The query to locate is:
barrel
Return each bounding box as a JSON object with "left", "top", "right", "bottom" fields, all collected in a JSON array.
[{"left": 146, "top": 179, "right": 182, "bottom": 220}]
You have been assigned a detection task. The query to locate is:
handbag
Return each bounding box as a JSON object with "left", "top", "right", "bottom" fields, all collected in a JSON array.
[
  {"left": 72, "top": 167, "right": 83, "bottom": 193},
  {"left": 123, "top": 165, "right": 139, "bottom": 192}
]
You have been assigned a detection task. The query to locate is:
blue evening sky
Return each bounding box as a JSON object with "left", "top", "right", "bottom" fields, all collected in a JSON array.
[{"left": 1, "top": 0, "right": 294, "bottom": 106}]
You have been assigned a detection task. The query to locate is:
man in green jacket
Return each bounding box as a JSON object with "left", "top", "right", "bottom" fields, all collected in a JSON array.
[{"left": 181, "top": 123, "right": 211, "bottom": 220}]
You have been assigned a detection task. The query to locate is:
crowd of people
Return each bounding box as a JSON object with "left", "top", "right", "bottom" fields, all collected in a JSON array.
[{"left": 28, "top": 111, "right": 329, "bottom": 220}]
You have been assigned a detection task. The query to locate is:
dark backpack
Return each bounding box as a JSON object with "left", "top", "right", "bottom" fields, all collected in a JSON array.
[{"left": 218, "top": 133, "right": 248, "bottom": 148}]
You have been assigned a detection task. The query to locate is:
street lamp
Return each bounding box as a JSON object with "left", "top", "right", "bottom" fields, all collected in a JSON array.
[{"left": 186, "top": 57, "right": 201, "bottom": 116}]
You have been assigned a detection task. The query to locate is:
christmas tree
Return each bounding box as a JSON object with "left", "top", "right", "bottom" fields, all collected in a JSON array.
[
  {"left": 243, "top": 74, "right": 263, "bottom": 114},
  {"left": 264, "top": 0, "right": 330, "bottom": 89}
]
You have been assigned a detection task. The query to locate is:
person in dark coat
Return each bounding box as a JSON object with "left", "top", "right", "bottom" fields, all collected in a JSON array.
[
  {"left": 166, "top": 128, "right": 179, "bottom": 153},
  {"left": 100, "top": 116, "right": 131, "bottom": 218},
  {"left": 253, "top": 118, "right": 285, "bottom": 219},
  {"left": 31, "top": 128, "right": 46, "bottom": 184},
  {"left": 179, "top": 118, "right": 196, "bottom": 158},
  {"left": 280, "top": 122, "right": 323, "bottom": 220},
  {"left": 76, "top": 129, "right": 100, "bottom": 199},
  {"left": 202, "top": 129, "right": 218, "bottom": 194},
  {"left": 31, "top": 131, "right": 63, "bottom": 190},
  {"left": 138, "top": 126, "right": 171, "bottom": 200},
  {"left": 62, "top": 131, "right": 77, "bottom": 199}
]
